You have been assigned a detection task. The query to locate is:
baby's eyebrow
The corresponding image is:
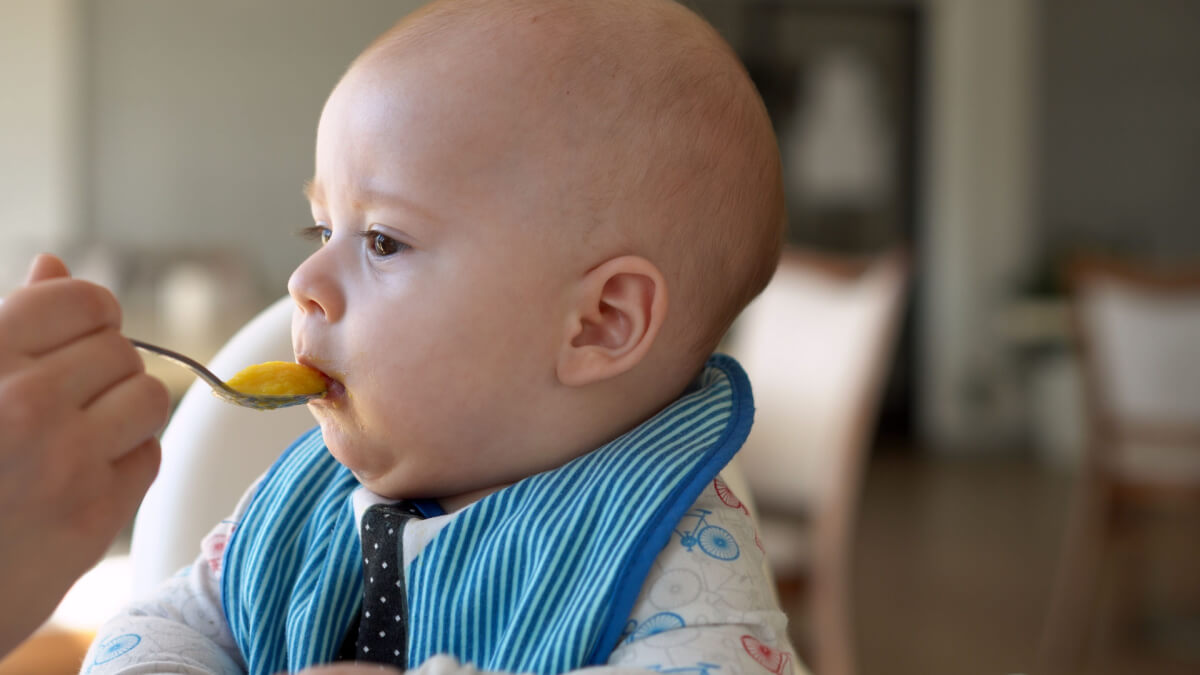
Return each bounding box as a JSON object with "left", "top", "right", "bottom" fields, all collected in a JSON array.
[
  {"left": 302, "top": 180, "right": 324, "bottom": 205},
  {"left": 358, "top": 187, "right": 442, "bottom": 225},
  {"left": 302, "top": 179, "right": 440, "bottom": 226}
]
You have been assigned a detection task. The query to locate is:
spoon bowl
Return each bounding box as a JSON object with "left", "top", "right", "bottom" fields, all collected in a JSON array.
[{"left": 130, "top": 339, "right": 324, "bottom": 410}]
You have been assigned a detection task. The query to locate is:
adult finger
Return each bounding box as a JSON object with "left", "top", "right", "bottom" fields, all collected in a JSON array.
[
  {"left": 68, "top": 438, "right": 161, "bottom": 572},
  {"left": 0, "top": 279, "right": 122, "bottom": 357},
  {"left": 23, "top": 253, "right": 71, "bottom": 285},
  {"left": 37, "top": 328, "right": 146, "bottom": 408},
  {"left": 83, "top": 371, "right": 170, "bottom": 462},
  {"left": 105, "top": 437, "right": 162, "bottom": 526}
]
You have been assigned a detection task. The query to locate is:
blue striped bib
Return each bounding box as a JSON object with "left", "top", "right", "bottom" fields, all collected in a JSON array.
[{"left": 222, "top": 354, "right": 754, "bottom": 675}]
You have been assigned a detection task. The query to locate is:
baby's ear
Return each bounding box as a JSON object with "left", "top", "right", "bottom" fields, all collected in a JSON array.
[{"left": 556, "top": 255, "right": 668, "bottom": 387}]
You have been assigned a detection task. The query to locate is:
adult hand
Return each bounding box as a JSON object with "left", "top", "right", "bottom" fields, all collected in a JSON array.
[{"left": 0, "top": 254, "right": 169, "bottom": 656}]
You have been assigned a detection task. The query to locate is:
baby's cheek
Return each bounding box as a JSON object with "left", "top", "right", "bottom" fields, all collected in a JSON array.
[{"left": 314, "top": 419, "right": 369, "bottom": 471}]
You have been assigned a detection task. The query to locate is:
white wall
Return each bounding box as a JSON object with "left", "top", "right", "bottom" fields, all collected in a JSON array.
[
  {"left": 85, "top": 0, "right": 427, "bottom": 294},
  {"left": 917, "top": 0, "right": 1039, "bottom": 450},
  {"left": 0, "top": 0, "right": 84, "bottom": 291},
  {"left": 2, "top": 0, "right": 429, "bottom": 295}
]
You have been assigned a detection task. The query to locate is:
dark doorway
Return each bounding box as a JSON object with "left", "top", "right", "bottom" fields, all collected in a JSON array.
[{"left": 693, "top": 1, "right": 923, "bottom": 446}]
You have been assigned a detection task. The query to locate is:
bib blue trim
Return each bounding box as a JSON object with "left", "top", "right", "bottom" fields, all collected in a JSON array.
[{"left": 595, "top": 354, "right": 753, "bottom": 656}]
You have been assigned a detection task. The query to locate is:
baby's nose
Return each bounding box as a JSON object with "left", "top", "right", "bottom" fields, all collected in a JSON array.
[{"left": 287, "top": 256, "right": 344, "bottom": 322}]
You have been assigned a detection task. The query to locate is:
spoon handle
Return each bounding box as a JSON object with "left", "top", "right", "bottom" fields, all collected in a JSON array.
[{"left": 129, "top": 338, "right": 241, "bottom": 397}]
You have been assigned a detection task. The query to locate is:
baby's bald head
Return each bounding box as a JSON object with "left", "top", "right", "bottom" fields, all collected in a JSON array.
[{"left": 349, "top": 0, "right": 783, "bottom": 366}]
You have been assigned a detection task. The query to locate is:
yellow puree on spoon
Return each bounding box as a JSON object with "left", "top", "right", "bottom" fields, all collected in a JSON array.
[{"left": 226, "top": 361, "right": 327, "bottom": 397}]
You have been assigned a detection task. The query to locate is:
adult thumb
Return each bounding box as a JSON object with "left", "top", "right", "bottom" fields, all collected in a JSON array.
[{"left": 24, "top": 253, "right": 71, "bottom": 285}]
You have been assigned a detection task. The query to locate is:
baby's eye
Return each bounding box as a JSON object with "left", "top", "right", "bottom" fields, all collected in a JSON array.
[
  {"left": 361, "top": 230, "right": 410, "bottom": 257},
  {"left": 298, "top": 225, "right": 332, "bottom": 246}
]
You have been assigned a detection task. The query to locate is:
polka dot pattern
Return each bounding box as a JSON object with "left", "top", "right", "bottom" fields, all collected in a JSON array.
[{"left": 354, "top": 502, "right": 422, "bottom": 667}]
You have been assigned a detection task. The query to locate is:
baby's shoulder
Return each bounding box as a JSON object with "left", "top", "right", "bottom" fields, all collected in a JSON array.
[
  {"left": 660, "top": 473, "right": 765, "bottom": 576},
  {"left": 609, "top": 471, "right": 796, "bottom": 673}
]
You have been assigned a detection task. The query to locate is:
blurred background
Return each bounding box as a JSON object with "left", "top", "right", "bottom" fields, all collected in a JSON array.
[{"left": 2, "top": 1, "right": 1198, "bottom": 674}]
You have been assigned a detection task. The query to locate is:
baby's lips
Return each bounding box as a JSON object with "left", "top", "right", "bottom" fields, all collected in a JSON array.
[
  {"left": 296, "top": 357, "right": 345, "bottom": 397},
  {"left": 317, "top": 371, "right": 346, "bottom": 398}
]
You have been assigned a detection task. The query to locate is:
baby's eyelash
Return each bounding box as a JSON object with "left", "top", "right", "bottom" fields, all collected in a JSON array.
[
  {"left": 356, "top": 230, "right": 410, "bottom": 257},
  {"left": 296, "top": 225, "right": 329, "bottom": 242}
]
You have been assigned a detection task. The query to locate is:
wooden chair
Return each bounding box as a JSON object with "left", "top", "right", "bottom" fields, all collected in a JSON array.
[
  {"left": 725, "top": 248, "right": 909, "bottom": 675},
  {"left": 1038, "top": 255, "right": 1200, "bottom": 674}
]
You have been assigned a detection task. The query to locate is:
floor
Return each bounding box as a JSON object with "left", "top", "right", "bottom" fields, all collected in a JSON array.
[
  {"left": 4, "top": 451, "right": 1197, "bottom": 675},
  {"left": 849, "top": 450, "right": 1200, "bottom": 675}
]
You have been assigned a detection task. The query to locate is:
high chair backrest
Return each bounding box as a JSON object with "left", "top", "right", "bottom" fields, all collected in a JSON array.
[{"left": 130, "top": 296, "right": 317, "bottom": 595}]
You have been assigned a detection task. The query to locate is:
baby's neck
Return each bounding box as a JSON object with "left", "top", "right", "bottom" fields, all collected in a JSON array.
[
  {"left": 438, "top": 482, "right": 513, "bottom": 513},
  {"left": 433, "top": 361, "right": 705, "bottom": 515}
]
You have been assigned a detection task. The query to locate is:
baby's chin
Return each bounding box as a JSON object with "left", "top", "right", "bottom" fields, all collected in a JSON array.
[
  {"left": 330, "top": 450, "right": 409, "bottom": 499},
  {"left": 319, "top": 427, "right": 431, "bottom": 498},
  {"left": 316, "top": 423, "right": 509, "bottom": 507},
  {"left": 318, "top": 424, "right": 381, "bottom": 477}
]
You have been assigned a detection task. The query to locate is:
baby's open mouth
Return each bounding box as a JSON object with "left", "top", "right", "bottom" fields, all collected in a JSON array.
[
  {"left": 296, "top": 357, "right": 347, "bottom": 403},
  {"left": 323, "top": 377, "right": 347, "bottom": 400}
]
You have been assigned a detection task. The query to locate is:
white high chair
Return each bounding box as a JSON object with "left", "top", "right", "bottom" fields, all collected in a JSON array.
[
  {"left": 129, "top": 296, "right": 758, "bottom": 596},
  {"left": 130, "top": 296, "right": 317, "bottom": 595}
]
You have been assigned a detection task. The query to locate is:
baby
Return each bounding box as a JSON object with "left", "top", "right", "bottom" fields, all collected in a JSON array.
[{"left": 85, "top": 1, "right": 795, "bottom": 674}]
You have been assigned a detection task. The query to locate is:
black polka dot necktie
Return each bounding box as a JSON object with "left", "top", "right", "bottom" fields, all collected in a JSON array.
[{"left": 355, "top": 501, "right": 423, "bottom": 667}]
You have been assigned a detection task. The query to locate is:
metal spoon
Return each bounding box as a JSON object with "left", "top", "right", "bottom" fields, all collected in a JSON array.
[{"left": 130, "top": 339, "right": 324, "bottom": 410}]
